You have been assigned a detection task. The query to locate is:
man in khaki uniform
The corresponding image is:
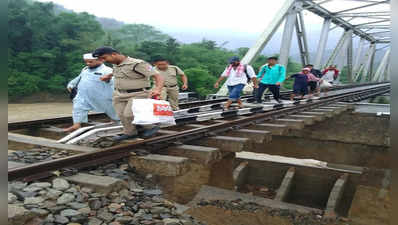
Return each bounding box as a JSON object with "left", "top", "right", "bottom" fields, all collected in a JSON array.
[
  {"left": 153, "top": 57, "right": 188, "bottom": 111},
  {"left": 92, "top": 47, "right": 164, "bottom": 141}
]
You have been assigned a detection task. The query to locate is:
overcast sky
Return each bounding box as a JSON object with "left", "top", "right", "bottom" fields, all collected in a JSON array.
[{"left": 36, "top": 0, "right": 389, "bottom": 56}]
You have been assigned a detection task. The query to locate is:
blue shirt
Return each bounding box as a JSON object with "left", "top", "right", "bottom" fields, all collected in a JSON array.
[
  {"left": 291, "top": 73, "right": 308, "bottom": 88},
  {"left": 257, "top": 64, "right": 286, "bottom": 85}
]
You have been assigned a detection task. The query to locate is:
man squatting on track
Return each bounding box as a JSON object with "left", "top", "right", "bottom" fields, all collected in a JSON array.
[
  {"left": 214, "top": 56, "right": 258, "bottom": 110},
  {"left": 65, "top": 53, "right": 119, "bottom": 132},
  {"left": 93, "top": 47, "right": 164, "bottom": 142}
]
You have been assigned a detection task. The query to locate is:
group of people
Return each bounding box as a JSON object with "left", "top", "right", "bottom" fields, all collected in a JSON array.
[
  {"left": 65, "top": 47, "right": 188, "bottom": 142},
  {"left": 216, "top": 55, "right": 339, "bottom": 109},
  {"left": 65, "top": 47, "right": 339, "bottom": 141}
]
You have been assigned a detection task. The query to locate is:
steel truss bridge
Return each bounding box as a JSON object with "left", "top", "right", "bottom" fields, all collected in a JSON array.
[{"left": 216, "top": 0, "right": 391, "bottom": 96}]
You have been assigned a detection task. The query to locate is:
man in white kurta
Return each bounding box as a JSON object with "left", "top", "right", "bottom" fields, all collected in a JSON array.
[{"left": 65, "top": 53, "right": 119, "bottom": 132}]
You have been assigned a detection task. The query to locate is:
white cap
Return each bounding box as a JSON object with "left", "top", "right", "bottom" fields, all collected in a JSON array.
[{"left": 83, "top": 53, "right": 97, "bottom": 60}]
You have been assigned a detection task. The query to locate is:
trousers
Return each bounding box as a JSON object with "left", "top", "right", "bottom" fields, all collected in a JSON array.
[
  {"left": 112, "top": 89, "right": 150, "bottom": 135},
  {"left": 256, "top": 83, "right": 280, "bottom": 103},
  {"left": 160, "top": 85, "right": 179, "bottom": 111}
]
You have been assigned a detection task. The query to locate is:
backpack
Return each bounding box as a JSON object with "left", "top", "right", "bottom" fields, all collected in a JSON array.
[{"left": 243, "top": 64, "right": 252, "bottom": 83}]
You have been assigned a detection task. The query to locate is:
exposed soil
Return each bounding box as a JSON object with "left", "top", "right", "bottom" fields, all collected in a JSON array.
[{"left": 186, "top": 199, "right": 348, "bottom": 225}]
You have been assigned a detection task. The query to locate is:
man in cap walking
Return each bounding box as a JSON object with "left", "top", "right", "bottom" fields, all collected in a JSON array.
[
  {"left": 93, "top": 47, "right": 164, "bottom": 141},
  {"left": 65, "top": 53, "right": 119, "bottom": 132}
]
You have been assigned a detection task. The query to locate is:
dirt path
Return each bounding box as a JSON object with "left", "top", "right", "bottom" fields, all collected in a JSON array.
[{"left": 8, "top": 103, "right": 73, "bottom": 122}]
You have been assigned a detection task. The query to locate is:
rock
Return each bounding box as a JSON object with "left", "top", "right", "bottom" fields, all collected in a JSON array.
[
  {"left": 42, "top": 200, "right": 57, "bottom": 209},
  {"left": 77, "top": 207, "right": 91, "bottom": 215},
  {"left": 61, "top": 209, "right": 81, "bottom": 217},
  {"left": 31, "top": 208, "right": 49, "bottom": 216},
  {"left": 144, "top": 189, "right": 162, "bottom": 196},
  {"left": 108, "top": 203, "right": 122, "bottom": 212},
  {"left": 109, "top": 222, "right": 121, "bottom": 225},
  {"left": 30, "top": 182, "right": 52, "bottom": 189},
  {"left": 9, "top": 181, "right": 28, "bottom": 190},
  {"left": 55, "top": 215, "right": 69, "bottom": 224},
  {"left": 24, "top": 196, "right": 45, "bottom": 205},
  {"left": 67, "top": 202, "right": 88, "bottom": 209},
  {"left": 114, "top": 216, "right": 133, "bottom": 224},
  {"left": 8, "top": 204, "right": 36, "bottom": 225},
  {"left": 12, "top": 190, "right": 37, "bottom": 200},
  {"left": 44, "top": 213, "right": 55, "bottom": 223},
  {"left": 119, "top": 189, "right": 130, "bottom": 198},
  {"left": 81, "top": 187, "right": 93, "bottom": 193},
  {"left": 97, "top": 209, "right": 114, "bottom": 222},
  {"left": 163, "top": 218, "right": 181, "bottom": 225},
  {"left": 70, "top": 214, "right": 88, "bottom": 223},
  {"left": 57, "top": 193, "right": 75, "bottom": 205},
  {"left": 88, "top": 198, "right": 102, "bottom": 210},
  {"left": 66, "top": 187, "right": 78, "bottom": 193},
  {"left": 150, "top": 207, "right": 169, "bottom": 214},
  {"left": 53, "top": 178, "right": 70, "bottom": 191},
  {"left": 23, "top": 186, "right": 43, "bottom": 193},
  {"left": 67, "top": 223, "right": 82, "bottom": 225},
  {"left": 180, "top": 219, "right": 194, "bottom": 225},
  {"left": 131, "top": 188, "right": 143, "bottom": 193},
  {"left": 8, "top": 192, "right": 17, "bottom": 203},
  {"left": 46, "top": 189, "right": 63, "bottom": 200},
  {"left": 52, "top": 205, "right": 67, "bottom": 214},
  {"left": 87, "top": 217, "right": 103, "bottom": 225}
]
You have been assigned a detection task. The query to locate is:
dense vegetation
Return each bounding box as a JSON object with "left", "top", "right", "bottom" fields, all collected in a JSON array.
[{"left": 8, "top": 0, "right": 304, "bottom": 100}]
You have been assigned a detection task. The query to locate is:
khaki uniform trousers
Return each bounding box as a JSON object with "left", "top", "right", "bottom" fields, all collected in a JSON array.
[
  {"left": 112, "top": 90, "right": 150, "bottom": 135},
  {"left": 160, "top": 85, "right": 179, "bottom": 111}
]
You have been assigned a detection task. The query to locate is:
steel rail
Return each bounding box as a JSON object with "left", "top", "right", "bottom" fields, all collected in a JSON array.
[{"left": 8, "top": 84, "right": 390, "bottom": 181}]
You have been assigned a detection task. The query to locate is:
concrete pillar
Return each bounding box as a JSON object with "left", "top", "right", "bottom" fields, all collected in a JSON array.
[{"left": 314, "top": 18, "right": 331, "bottom": 69}]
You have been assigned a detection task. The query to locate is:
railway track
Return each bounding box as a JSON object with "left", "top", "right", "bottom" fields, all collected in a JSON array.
[
  {"left": 8, "top": 82, "right": 390, "bottom": 181},
  {"left": 8, "top": 81, "right": 386, "bottom": 131}
]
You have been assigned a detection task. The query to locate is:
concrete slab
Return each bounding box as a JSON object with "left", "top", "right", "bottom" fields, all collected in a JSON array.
[
  {"left": 299, "top": 112, "right": 327, "bottom": 121},
  {"left": 195, "top": 136, "right": 249, "bottom": 152},
  {"left": 250, "top": 123, "right": 289, "bottom": 135},
  {"left": 165, "top": 145, "right": 222, "bottom": 165},
  {"left": 286, "top": 115, "right": 316, "bottom": 125},
  {"left": 311, "top": 109, "right": 335, "bottom": 117},
  {"left": 129, "top": 154, "right": 190, "bottom": 176},
  {"left": 274, "top": 119, "right": 305, "bottom": 130},
  {"left": 226, "top": 129, "right": 272, "bottom": 144},
  {"left": 8, "top": 132, "right": 97, "bottom": 153},
  {"left": 64, "top": 173, "right": 128, "bottom": 194},
  {"left": 319, "top": 106, "right": 345, "bottom": 114},
  {"left": 189, "top": 185, "right": 322, "bottom": 214},
  {"left": 8, "top": 161, "right": 27, "bottom": 169}
]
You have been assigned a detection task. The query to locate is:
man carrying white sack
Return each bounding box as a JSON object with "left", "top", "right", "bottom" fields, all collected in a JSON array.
[{"left": 65, "top": 53, "right": 119, "bottom": 132}]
